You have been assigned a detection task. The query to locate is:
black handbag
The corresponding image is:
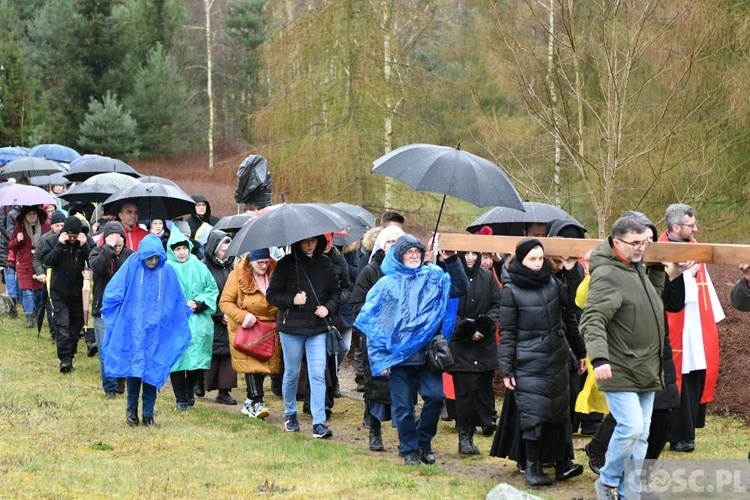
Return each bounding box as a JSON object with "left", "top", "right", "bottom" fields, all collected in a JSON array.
[
  {"left": 425, "top": 334, "right": 454, "bottom": 373},
  {"left": 298, "top": 263, "right": 344, "bottom": 357}
]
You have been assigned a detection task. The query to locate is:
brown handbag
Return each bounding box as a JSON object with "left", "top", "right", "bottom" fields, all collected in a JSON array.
[{"left": 233, "top": 289, "right": 277, "bottom": 361}]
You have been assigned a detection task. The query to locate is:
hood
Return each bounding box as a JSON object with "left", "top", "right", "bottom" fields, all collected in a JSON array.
[
  {"left": 361, "top": 226, "right": 382, "bottom": 252},
  {"left": 191, "top": 194, "right": 212, "bottom": 217},
  {"left": 370, "top": 225, "right": 405, "bottom": 263},
  {"left": 587, "top": 237, "right": 639, "bottom": 275},
  {"left": 203, "top": 229, "right": 231, "bottom": 266},
  {"left": 392, "top": 234, "right": 426, "bottom": 264},
  {"left": 548, "top": 218, "right": 586, "bottom": 239},
  {"left": 622, "top": 210, "right": 658, "bottom": 240},
  {"left": 138, "top": 234, "right": 167, "bottom": 270},
  {"left": 102, "top": 221, "right": 126, "bottom": 239},
  {"left": 458, "top": 252, "right": 480, "bottom": 277},
  {"left": 292, "top": 234, "right": 327, "bottom": 259},
  {"left": 166, "top": 227, "right": 194, "bottom": 263}
]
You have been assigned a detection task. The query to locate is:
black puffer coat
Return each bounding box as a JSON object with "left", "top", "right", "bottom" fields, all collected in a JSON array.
[
  {"left": 498, "top": 261, "right": 586, "bottom": 431},
  {"left": 202, "top": 230, "right": 234, "bottom": 356},
  {"left": 449, "top": 254, "right": 502, "bottom": 372},
  {"left": 88, "top": 222, "right": 134, "bottom": 316},
  {"left": 266, "top": 234, "right": 341, "bottom": 335},
  {"left": 325, "top": 245, "right": 353, "bottom": 328},
  {"left": 654, "top": 271, "right": 684, "bottom": 411}
]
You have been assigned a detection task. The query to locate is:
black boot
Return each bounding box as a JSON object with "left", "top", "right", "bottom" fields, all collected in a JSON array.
[
  {"left": 369, "top": 418, "right": 384, "bottom": 452},
  {"left": 194, "top": 374, "right": 205, "bottom": 397},
  {"left": 458, "top": 426, "right": 480, "bottom": 455},
  {"left": 216, "top": 390, "right": 237, "bottom": 405},
  {"left": 525, "top": 461, "right": 553, "bottom": 487}
]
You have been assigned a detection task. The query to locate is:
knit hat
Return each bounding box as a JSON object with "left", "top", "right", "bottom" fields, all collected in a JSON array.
[
  {"left": 249, "top": 248, "right": 270, "bottom": 261},
  {"left": 62, "top": 216, "right": 83, "bottom": 235},
  {"left": 515, "top": 238, "right": 543, "bottom": 263},
  {"left": 477, "top": 225, "right": 494, "bottom": 236},
  {"left": 50, "top": 211, "right": 66, "bottom": 225}
]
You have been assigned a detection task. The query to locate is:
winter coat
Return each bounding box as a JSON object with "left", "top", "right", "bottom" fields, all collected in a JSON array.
[
  {"left": 579, "top": 237, "right": 666, "bottom": 393},
  {"left": 33, "top": 230, "right": 60, "bottom": 277},
  {"left": 357, "top": 226, "right": 382, "bottom": 275},
  {"left": 101, "top": 234, "right": 193, "bottom": 388},
  {"left": 655, "top": 273, "right": 685, "bottom": 411},
  {"left": 42, "top": 232, "right": 91, "bottom": 301},
  {"left": 449, "top": 255, "right": 502, "bottom": 373},
  {"left": 0, "top": 205, "right": 18, "bottom": 269},
  {"left": 325, "top": 245, "right": 353, "bottom": 327},
  {"left": 730, "top": 277, "right": 750, "bottom": 312},
  {"left": 202, "top": 230, "right": 234, "bottom": 356},
  {"left": 498, "top": 260, "right": 586, "bottom": 431},
  {"left": 266, "top": 235, "right": 341, "bottom": 336},
  {"left": 121, "top": 223, "right": 149, "bottom": 251},
  {"left": 8, "top": 212, "right": 49, "bottom": 290},
  {"left": 187, "top": 195, "right": 220, "bottom": 238},
  {"left": 219, "top": 255, "right": 281, "bottom": 375},
  {"left": 166, "top": 230, "right": 219, "bottom": 372},
  {"left": 88, "top": 222, "right": 134, "bottom": 317}
]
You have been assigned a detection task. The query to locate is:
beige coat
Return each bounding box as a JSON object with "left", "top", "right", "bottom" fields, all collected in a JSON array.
[{"left": 219, "top": 255, "right": 280, "bottom": 374}]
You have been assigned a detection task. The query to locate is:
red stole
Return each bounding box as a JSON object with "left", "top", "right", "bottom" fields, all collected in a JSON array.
[{"left": 658, "top": 231, "right": 720, "bottom": 403}]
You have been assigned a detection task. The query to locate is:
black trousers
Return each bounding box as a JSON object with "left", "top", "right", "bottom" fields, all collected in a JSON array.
[
  {"left": 590, "top": 408, "right": 676, "bottom": 460},
  {"left": 51, "top": 295, "right": 84, "bottom": 363},
  {"left": 669, "top": 370, "right": 707, "bottom": 443},
  {"left": 170, "top": 370, "right": 199, "bottom": 404},
  {"left": 245, "top": 373, "right": 267, "bottom": 402},
  {"left": 453, "top": 370, "right": 496, "bottom": 429}
]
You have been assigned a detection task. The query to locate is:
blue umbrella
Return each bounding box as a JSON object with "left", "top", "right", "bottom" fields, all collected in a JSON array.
[
  {"left": 29, "top": 144, "right": 81, "bottom": 164},
  {"left": 0, "top": 146, "right": 28, "bottom": 165}
]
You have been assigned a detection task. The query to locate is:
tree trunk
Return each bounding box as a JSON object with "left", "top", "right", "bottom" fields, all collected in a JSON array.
[{"left": 204, "top": 0, "right": 215, "bottom": 169}]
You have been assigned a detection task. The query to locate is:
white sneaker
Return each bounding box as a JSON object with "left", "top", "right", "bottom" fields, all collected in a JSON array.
[
  {"left": 253, "top": 402, "right": 269, "bottom": 420},
  {"left": 241, "top": 398, "right": 253, "bottom": 416}
]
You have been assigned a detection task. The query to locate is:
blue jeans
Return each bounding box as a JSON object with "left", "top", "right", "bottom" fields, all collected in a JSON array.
[
  {"left": 126, "top": 377, "right": 157, "bottom": 418},
  {"left": 280, "top": 332, "right": 327, "bottom": 425},
  {"left": 389, "top": 363, "right": 445, "bottom": 454},
  {"left": 600, "top": 391, "right": 655, "bottom": 497},
  {"left": 21, "top": 288, "right": 42, "bottom": 317},
  {"left": 4, "top": 268, "right": 19, "bottom": 300},
  {"left": 94, "top": 316, "right": 118, "bottom": 393}
]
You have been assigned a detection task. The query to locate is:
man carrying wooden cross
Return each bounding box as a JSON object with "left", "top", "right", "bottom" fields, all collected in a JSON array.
[{"left": 658, "top": 203, "right": 725, "bottom": 453}]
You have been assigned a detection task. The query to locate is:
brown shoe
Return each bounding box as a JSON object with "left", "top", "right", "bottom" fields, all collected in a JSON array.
[
  {"left": 116, "top": 379, "right": 126, "bottom": 394},
  {"left": 105, "top": 391, "right": 117, "bottom": 400}
]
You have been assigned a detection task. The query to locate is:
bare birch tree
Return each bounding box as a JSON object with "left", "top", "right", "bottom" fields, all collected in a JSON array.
[{"left": 204, "top": 0, "right": 215, "bottom": 169}]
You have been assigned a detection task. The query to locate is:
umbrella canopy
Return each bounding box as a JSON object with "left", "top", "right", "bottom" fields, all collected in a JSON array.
[
  {"left": 466, "top": 201, "right": 584, "bottom": 235},
  {"left": 63, "top": 157, "right": 139, "bottom": 182},
  {"left": 225, "top": 203, "right": 361, "bottom": 256},
  {"left": 0, "top": 146, "right": 28, "bottom": 165},
  {"left": 102, "top": 182, "right": 195, "bottom": 221},
  {"left": 213, "top": 212, "right": 254, "bottom": 232},
  {"left": 68, "top": 154, "right": 104, "bottom": 169},
  {"left": 59, "top": 182, "right": 121, "bottom": 204},
  {"left": 29, "top": 144, "right": 81, "bottom": 164},
  {"left": 84, "top": 172, "right": 141, "bottom": 189},
  {"left": 0, "top": 183, "right": 56, "bottom": 206},
  {"left": 331, "top": 202, "right": 377, "bottom": 228},
  {"left": 30, "top": 172, "right": 71, "bottom": 187},
  {"left": 137, "top": 175, "right": 179, "bottom": 188},
  {"left": 1, "top": 157, "right": 65, "bottom": 179}
]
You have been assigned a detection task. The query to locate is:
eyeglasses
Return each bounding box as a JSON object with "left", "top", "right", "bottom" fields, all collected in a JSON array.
[
  {"left": 616, "top": 238, "right": 651, "bottom": 249},
  {"left": 404, "top": 248, "right": 422, "bottom": 258},
  {"left": 678, "top": 222, "right": 698, "bottom": 229},
  {"left": 301, "top": 238, "right": 317, "bottom": 244}
]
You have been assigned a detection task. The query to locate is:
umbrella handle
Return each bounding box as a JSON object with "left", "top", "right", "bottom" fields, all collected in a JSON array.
[{"left": 429, "top": 195, "right": 446, "bottom": 252}]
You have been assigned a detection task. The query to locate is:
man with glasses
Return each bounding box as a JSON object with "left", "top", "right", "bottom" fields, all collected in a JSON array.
[
  {"left": 658, "top": 203, "right": 724, "bottom": 453},
  {"left": 580, "top": 216, "right": 667, "bottom": 499}
]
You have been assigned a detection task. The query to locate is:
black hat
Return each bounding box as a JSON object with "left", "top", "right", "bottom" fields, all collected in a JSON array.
[
  {"left": 50, "top": 211, "right": 66, "bottom": 225},
  {"left": 62, "top": 216, "right": 83, "bottom": 235},
  {"left": 515, "top": 238, "right": 543, "bottom": 263}
]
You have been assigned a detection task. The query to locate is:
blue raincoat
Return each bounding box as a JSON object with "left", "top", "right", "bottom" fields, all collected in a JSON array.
[
  {"left": 101, "top": 234, "right": 192, "bottom": 388},
  {"left": 166, "top": 229, "right": 219, "bottom": 371},
  {"left": 355, "top": 235, "right": 459, "bottom": 375}
]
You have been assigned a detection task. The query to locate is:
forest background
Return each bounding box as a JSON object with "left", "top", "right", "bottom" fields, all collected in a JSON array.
[{"left": 1, "top": 0, "right": 750, "bottom": 239}]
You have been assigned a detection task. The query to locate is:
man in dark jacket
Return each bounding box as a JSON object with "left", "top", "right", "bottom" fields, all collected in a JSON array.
[
  {"left": 580, "top": 216, "right": 667, "bottom": 500},
  {"left": 43, "top": 216, "right": 91, "bottom": 373},
  {"left": 33, "top": 210, "right": 66, "bottom": 341},
  {"left": 89, "top": 221, "right": 133, "bottom": 397}
]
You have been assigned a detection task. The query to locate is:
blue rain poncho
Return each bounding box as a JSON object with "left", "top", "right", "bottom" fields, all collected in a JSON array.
[
  {"left": 166, "top": 229, "right": 219, "bottom": 371},
  {"left": 101, "top": 233, "right": 192, "bottom": 388},
  {"left": 355, "top": 235, "right": 458, "bottom": 375}
]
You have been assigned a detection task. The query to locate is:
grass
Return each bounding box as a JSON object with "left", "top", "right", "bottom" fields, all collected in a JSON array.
[{"left": 0, "top": 313, "right": 494, "bottom": 499}]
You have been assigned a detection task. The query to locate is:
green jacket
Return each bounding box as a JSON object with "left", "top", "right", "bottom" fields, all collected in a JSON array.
[{"left": 579, "top": 238, "right": 665, "bottom": 392}]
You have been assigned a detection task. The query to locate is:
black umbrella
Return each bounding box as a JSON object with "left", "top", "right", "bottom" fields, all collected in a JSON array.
[
  {"left": 331, "top": 202, "right": 377, "bottom": 228},
  {"left": 1, "top": 157, "right": 65, "bottom": 179},
  {"left": 371, "top": 143, "right": 524, "bottom": 238},
  {"left": 30, "top": 172, "right": 71, "bottom": 188},
  {"left": 466, "top": 201, "right": 584, "bottom": 235},
  {"left": 213, "top": 212, "right": 254, "bottom": 232},
  {"left": 137, "top": 175, "right": 179, "bottom": 188},
  {"left": 225, "top": 203, "right": 361, "bottom": 256},
  {"left": 59, "top": 182, "right": 121, "bottom": 204},
  {"left": 63, "top": 157, "right": 140, "bottom": 182},
  {"left": 102, "top": 182, "right": 195, "bottom": 221}
]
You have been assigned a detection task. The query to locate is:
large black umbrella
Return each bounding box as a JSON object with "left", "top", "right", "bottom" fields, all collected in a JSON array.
[
  {"left": 102, "top": 182, "right": 195, "bottom": 221},
  {"left": 225, "top": 203, "right": 361, "bottom": 256},
  {"left": 1, "top": 157, "right": 65, "bottom": 179},
  {"left": 371, "top": 143, "right": 524, "bottom": 238},
  {"left": 30, "top": 172, "right": 71, "bottom": 187},
  {"left": 466, "top": 201, "right": 584, "bottom": 235},
  {"left": 63, "top": 157, "right": 140, "bottom": 182},
  {"left": 59, "top": 183, "right": 121, "bottom": 204},
  {"left": 137, "top": 175, "right": 179, "bottom": 188},
  {"left": 213, "top": 212, "right": 254, "bottom": 233},
  {"left": 330, "top": 202, "right": 377, "bottom": 246}
]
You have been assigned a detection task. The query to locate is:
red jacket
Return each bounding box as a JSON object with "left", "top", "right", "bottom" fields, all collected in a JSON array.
[
  {"left": 8, "top": 221, "right": 50, "bottom": 290},
  {"left": 122, "top": 224, "right": 149, "bottom": 251}
]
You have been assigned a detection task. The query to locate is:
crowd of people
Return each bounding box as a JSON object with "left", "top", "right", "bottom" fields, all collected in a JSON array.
[{"left": 3, "top": 186, "right": 749, "bottom": 499}]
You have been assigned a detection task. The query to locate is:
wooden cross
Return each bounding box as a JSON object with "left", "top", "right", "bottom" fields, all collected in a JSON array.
[{"left": 437, "top": 234, "right": 750, "bottom": 266}]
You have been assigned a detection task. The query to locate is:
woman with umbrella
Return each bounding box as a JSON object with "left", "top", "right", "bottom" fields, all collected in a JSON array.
[
  {"left": 166, "top": 230, "right": 219, "bottom": 411},
  {"left": 266, "top": 235, "right": 341, "bottom": 439},
  {"left": 8, "top": 206, "right": 50, "bottom": 327}
]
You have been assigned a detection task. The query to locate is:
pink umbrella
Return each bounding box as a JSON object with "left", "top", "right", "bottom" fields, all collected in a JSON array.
[{"left": 0, "top": 183, "right": 55, "bottom": 207}]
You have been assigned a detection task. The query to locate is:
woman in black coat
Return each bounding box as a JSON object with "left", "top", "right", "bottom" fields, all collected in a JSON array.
[
  {"left": 489, "top": 239, "right": 586, "bottom": 487},
  {"left": 448, "top": 251, "right": 502, "bottom": 455}
]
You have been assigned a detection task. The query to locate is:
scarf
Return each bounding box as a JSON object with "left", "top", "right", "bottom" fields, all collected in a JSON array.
[
  {"left": 508, "top": 259, "right": 552, "bottom": 289},
  {"left": 24, "top": 220, "right": 43, "bottom": 250}
]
